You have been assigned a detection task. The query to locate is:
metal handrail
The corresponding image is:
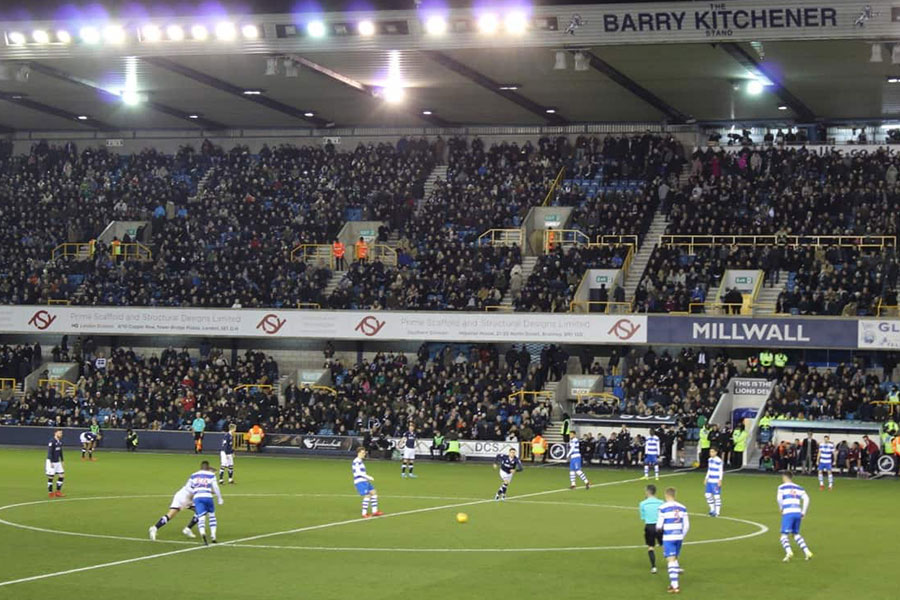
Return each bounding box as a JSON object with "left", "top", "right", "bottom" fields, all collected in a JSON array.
[
  {"left": 291, "top": 244, "right": 334, "bottom": 269},
  {"left": 51, "top": 242, "right": 93, "bottom": 261},
  {"left": 597, "top": 234, "right": 639, "bottom": 247},
  {"left": 507, "top": 390, "right": 555, "bottom": 405},
  {"left": 0, "top": 378, "right": 16, "bottom": 391},
  {"left": 660, "top": 234, "right": 897, "bottom": 253},
  {"left": 297, "top": 302, "right": 321, "bottom": 309},
  {"left": 541, "top": 166, "right": 566, "bottom": 207},
  {"left": 569, "top": 300, "right": 634, "bottom": 314},
  {"left": 369, "top": 244, "right": 398, "bottom": 267},
  {"left": 543, "top": 229, "right": 590, "bottom": 253},
  {"left": 688, "top": 301, "right": 778, "bottom": 316},
  {"left": 38, "top": 378, "right": 77, "bottom": 397},
  {"left": 876, "top": 298, "right": 899, "bottom": 317},
  {"left": 478, "top": 229, "right": 524, "bottom": 248},
  {"left": 113, "top": 242, "right": 152, "bottom": 261},
  {"left": 485, "top": 305, "right": 514, "bottom": 312},
  {"left": 303, "top": 384, "right": 338, "bottom": 395},
  {"left": 233, "top": 384, "right": 274, "bottom": 393},
  {"left": 574, "top": 392, "right": 619, "bottom": 404},
  {"left": 47, "top": 299, "right": 71, "bottom": 305}
]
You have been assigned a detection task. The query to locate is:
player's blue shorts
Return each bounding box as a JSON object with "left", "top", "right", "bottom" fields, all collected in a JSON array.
[
  {"left": 818, "top": 462, "right": 832, "bottom": 471},
  {"left": 645, "top": 455, "right": 658, "bottom": 465},
  {"left": 705, "top": 482, "right": 721, "bottom": 494},
  {"left": 663, "top": 540, "right": 682, "bottom": 558},
  {"left": 569, "top": 457, "right": 582, "bottom": 471},
  {"left": 355, "top": 481, "right": 374, "bottom": 496},
  {"left": 781, "top": 513, "right": 802, "bottom": 535},
  {"left": 194, "top": 497, "right": 215, "bottom": 517}
]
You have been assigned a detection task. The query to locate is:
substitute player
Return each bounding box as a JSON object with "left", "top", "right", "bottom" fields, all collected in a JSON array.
[
  {"left": 219, "top": 424, "right": 236, "bottom": 485},
  {"left": 656, "top": 487, "right": 690, "bottom": 594},
  {"left": 188, "top": 461, "right": 223, "bottom": 545},
  {"left": 567, "top": 433, "right": 591, "bottom": 490},
  {"left": 494, "top": 447, "right": 523, "bottom": 501},
  {"left": 639, "top": 484, "right": 664, "bottom": 574},
  {"left": 353, "top": 447, "right": 382, "bottom": 518},
  {"left": 400, "top": 423, "right": 418, "bottom": 478},
  {"left": 777, "top": 471, "right": 813, "bottom": 561},
  {"left": 148, "top": 480, "right": 201, "bottom": 540},
  {"left": 80, "top": 430, "right": 98, "bottom": 461},
  {"left": 643, "top": 430, "right": 661, "bottom": 480},
  {"left": 704, "top": 447, "right": 724, "bottom": 516},
  {"left": 46, "top": 429, "right": 65, "bottom": 498},
  {"left": 817, "top": 435, "right": 835, "bottom": 490}
]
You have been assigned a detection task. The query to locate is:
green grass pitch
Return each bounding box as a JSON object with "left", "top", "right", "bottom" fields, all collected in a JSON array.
[{"left": 0, "top": 448, "right": 892, "bottom": 598}]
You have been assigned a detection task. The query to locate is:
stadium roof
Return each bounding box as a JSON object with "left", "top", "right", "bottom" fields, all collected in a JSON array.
[{"left": 0, "top": 1, "right": 897, "bottom": 131}]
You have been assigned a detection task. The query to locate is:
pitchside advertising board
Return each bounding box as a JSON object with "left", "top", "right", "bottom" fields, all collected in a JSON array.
[
  {"left": 647, "top": 316, "right": 860, "bottom": 348},
  {"left": 857, "top": 319, "right": 900, "bottom": 350},
  {"left": 1, "top": 306, "right": 648, "bottom": 344}
]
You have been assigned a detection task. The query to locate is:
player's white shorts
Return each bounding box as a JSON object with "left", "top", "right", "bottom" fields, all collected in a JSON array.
[
  {"left": 499, "top": 470, "right": 514, "bottom": 484},
  {"left": 220, "top": 451, "right": 234, "bottom": 467},
  {"left": 169, "top": 489, "right": 193, "bottom": 510},
  {"left": 402, "top": 447, "right": 416, "bottom": 461},
  {"left": 45, "top": 460, "right": 64, "bottom": 476},
  {"left": 79, "top": 433, "right": 93, "bottom": 444}
]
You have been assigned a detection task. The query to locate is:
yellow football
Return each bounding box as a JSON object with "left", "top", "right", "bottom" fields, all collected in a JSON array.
[{"left": 456, "top": 512, "right": 469, "bottom": 524}]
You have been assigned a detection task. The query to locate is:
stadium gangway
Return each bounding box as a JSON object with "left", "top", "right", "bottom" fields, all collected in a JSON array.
[
  {"left": 478, "top": 229, "right": 524, "bottom": 248},
  {"left": 51, "top": 242, "right": 93, "bottom": 261},
  {"left": 113, "top": 242, "right": 152, "bottom": 262},
  {"left": 0, "top": 378, "right": 16, "bottom": 391},
  {"left": 291, "top": 244, "right": 334, "bottom": 269},
  {"left": 37, "top": 378, "right": 77, "bottom": 397},
  {"left": 568, "top": 300, "right": 635, "bottom": 314},
  {"left": 660, "top": 234, "right": 898, "bottom": 253},
  {"left": 541, "top": 166, "right": 566, "bottom": 207}
]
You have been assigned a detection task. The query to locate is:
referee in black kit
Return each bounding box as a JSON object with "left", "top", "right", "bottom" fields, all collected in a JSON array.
[{"left": 638, "top": 484, "right": 664, "bottom": 573}]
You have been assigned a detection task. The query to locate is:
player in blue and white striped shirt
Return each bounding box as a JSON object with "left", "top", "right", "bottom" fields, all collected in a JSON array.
[
  {"left": 643, "top": 431, "right": 661, "bottom": 480},
  {"left": 187, "top": 461, "right": 224, "bottom": 545},
  {"left": 353, "top": 447, "right": 382, "bottom": 518},
  {"left": 777, "top": 471, "right": 813, "bottom": 561},
  {"left": 704, "top": 447, "right": 724, "bottom": 517},
  {"left": 655, "top": 487, "right": 690, "bottom": 594},
  {"left": 567, "top": 434, "right": 591, "bottom": 490},
  {"left": 817, "top": 435, "right": 835, "bottom": 491}
]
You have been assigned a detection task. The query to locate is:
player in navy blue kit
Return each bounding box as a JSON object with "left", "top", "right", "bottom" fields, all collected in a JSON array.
[
  {"left": 46, "top": 429, "right": 65, "bottom": 497},
  {"left": 494, "top": 447, "right": 524, "bottom": 500},
  {"left": 400, "top": 423, "right": 417, "bottom": 478},
  {"left": 219, "top": 424, "right": 236, "bottom": 484}
]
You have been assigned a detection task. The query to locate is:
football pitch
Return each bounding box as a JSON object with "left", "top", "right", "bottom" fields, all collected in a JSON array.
[{"left": 0, "top": 448, "right": 892, "bottom": 598}]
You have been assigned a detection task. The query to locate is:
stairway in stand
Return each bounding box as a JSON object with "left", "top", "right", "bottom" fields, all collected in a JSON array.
[
  {"left": 753, "top": 271, "right": 788, "bottom": 315},
  {"left": 499, "top": 256, "right": 538, "bottom": 308},
  {"left": 623, "top": 208, "right": 668, "bottom": 304}
]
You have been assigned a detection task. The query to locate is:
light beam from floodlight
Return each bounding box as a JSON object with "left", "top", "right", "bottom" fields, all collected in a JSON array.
[
  {"left": 121, "top": 91, "right": 140, "bottom": 106},
  {"left": 504, "top": 12, "right": 528, "bottom": 34},
  {"left": 477, "top": 13, "right": 499, "bottom": 34},
  {"left": 383, "top": 84, "right": 405, "bottom": 103},
  {"left": 307, "top": 21, "right": 326, "bottom": 38},
  {"left": 358, "top": 20, "right": 376, "bottom": 36},
  {"left": 142, "top": 24, "right": 162, "bottom": 42},
  {"left": 80, "top": 26, "right": 101, "bottom": 44},
  {"left": 746, "top": 79, "right": 764, "bottom": 95},
  {"left": 242, "top": 24, "right": 259, "bottom": 39},
  {"left": 425, "top": 16, "right": 447, "bottom": 35},
  {"left": 191, "top": 25, "right": 208, "bottom": 40},
  {"left": 167, "top": 25, "right": 184, "bottom": 40},
  {"left": 215, "top": 22, "right": 236, "bottom": 41}
]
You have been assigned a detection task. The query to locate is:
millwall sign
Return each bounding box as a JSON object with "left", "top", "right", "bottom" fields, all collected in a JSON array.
[{"left": 648, "top": 316, "right": 858, "bottom": 348}]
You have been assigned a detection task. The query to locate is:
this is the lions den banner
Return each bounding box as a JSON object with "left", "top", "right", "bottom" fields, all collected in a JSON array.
[
  {"left": 3, "top": 306, "right": 648, "bottom": 344},
  {"left": 647, "top": 316, "right": 858, "bottom": 348}
]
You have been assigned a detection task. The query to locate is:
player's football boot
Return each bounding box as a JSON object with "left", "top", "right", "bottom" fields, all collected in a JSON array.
[
  {"left": 585, "top": 481, "right": 591, "bottom": 490},
  {"left": 182, "top": 527, "right": 196, "bottom": 539},
  {"left": 148, "top": 526, "right": 157, "bottom": 541},
  {"left": 782, "top": 551, "right": 793, "bottom": 562},
  {"left": 667, "top": 586, "right": 680, "bottom": 594},
  {"left": 54, "top": 491, "right": 65, "bottom": 497},
  {"left": 804, "top": 550, "right": 813, "bottom": 560},
  {"left": 372, "top": 510, "right": 384, "bottom": 517},
  {"left": 362, "top": 514, "right": 372, "bottom": 519}
]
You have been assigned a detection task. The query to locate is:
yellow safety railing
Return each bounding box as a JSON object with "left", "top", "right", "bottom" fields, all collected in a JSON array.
[
  {"left": 485, "top": 305, "right": 514, "bottom": 312},
  {"left": 304, "top": 384, "right": 338, "bottom": 395},
  {"left": 541, "top": 166, "right": 566, "bottom": 207},
  {"left": 113, "top": 242, "right": 152, "bottom": 262},
  {"left": 51, "top": 242, "right": 93, "bottom": 261},
  {"left": 0, "top": 378, "right": 16, "bottom": 391},
  {"left": 234, "top": 384, "right": 274, "bottom": 393},
  {"left": 297, "top": 302, "right": 321, "bottom": 309},
  {"left": 876, "top": 298, "right": 899, "bottom": 317},
  {"left": 478, "top": 229, "right": 524, "bottom": 248},
  {"left": 507, "top": 390, "right": 555, "bottom": 405},
  {"left": 574, "top": 392, "right": 620, "bottom": 405},
  {"left": 368, "top": 244, "right": 398, "bottom": 267},
  {"left": 569, "top": 300, "right": 634, "bottom": 314},
  {"left": 291, "top": 244, "right": 335, "bottom": 268},
  {"left": 38, "top": 378, "right": 77, "bottom": 397},
  {"left": 660, "top": 234, "right": 897, "bottom": 253},
  {"left": 749, "top": 271, "right": 764, "bottom": 306},
  {"left": 47, "top": 299, "right": 71, "bottom": 305},
  {"left": 543, "top": 229, "right": 590, "bottom": 253},
  {"left": 597, "top": 234, "right": 639, "bottom": 247},
  {"left": 233, "top": 431, "right": 248, "bottom": 452}
]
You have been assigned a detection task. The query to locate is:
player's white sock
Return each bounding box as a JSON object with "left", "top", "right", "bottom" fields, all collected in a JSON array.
[
  {"left": 654, "top": 464, "right": 659, "bottom": 478},
  {"left": 576, "top": 470, "right": 588, "bottom": 483},
  {"left": 780, "top": 534, "right": 791, "bottom": 554},
  {"left": 371, "top": 495, "right": 379, "bottom": 512},
  {"left": 643, "top": 465, "right": 649, "bottom": 477},
  {"left": 668, "top": 561, "right": 679, "bottom": 589},
  {"left": 714, "top": 494, "right": 721, "bottom": 515},
  {"left": 209, "top": 514, "right": 217, "bottom": 540},
  {"left": 794, "top": 534, "right": 810, "bottom": 553},
  {"left": 198, "top": 514, "right": 207, "bottom": 538},
  {"left": 705, "top": 493, "right": 714, "bottom": 512},
  {"left": 828, "top": 472, "right": 833, "bottom": 488},
  {"left": 818, "top": 472, "right": 824, "bottom": 486},
  {"left": 361, "top": 498, "right": 369, "bottom": 516},
  {"left": 569, "top": 471, "right": 576, "bottom": 486}
]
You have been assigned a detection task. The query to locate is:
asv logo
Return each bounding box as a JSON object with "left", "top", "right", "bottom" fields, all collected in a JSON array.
[
  {"left": 607, "top": 318, "right": 641, "bottom": 340},
  {"left": 355, "top": 315, "right": 386, "bottom": 337},
  {"left": 256, "top": 313, "right": 286, "bottom": 335},
  {"left": 28, "top": 310, "right": 57, "bottom": 330}
]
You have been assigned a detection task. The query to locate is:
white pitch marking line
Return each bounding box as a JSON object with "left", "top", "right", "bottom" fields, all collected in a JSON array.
[{"left": 0, "top": 471, "right": 687, "bottom": 588}]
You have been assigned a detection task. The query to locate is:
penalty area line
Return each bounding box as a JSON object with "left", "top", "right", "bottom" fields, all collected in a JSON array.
[{"left": 0, "top": 471, "right": 687, "bottom": 588}]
